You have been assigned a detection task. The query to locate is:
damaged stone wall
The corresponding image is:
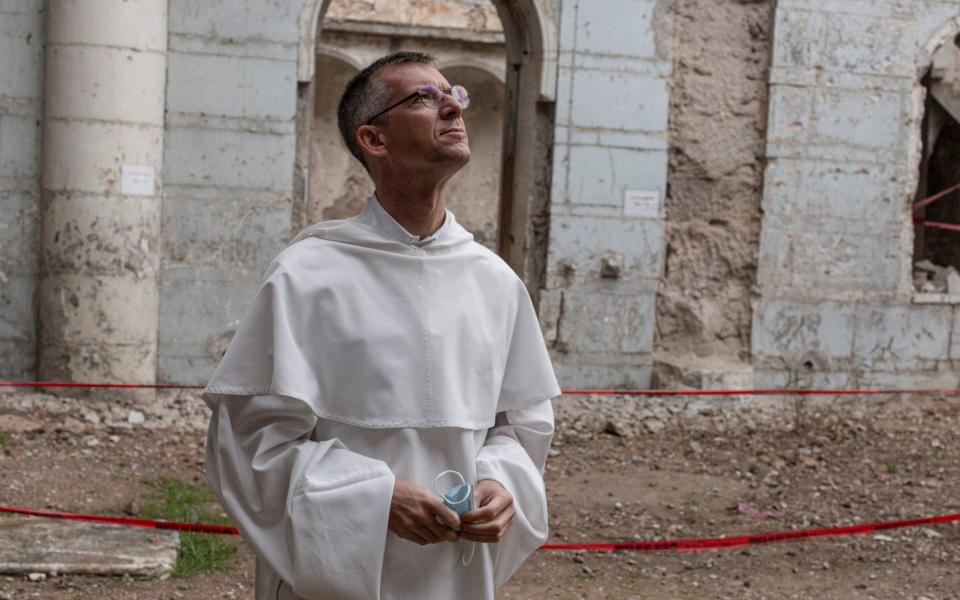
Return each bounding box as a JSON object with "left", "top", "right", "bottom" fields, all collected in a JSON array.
[
  {"left": 325, "top": 0, "right": 501, "bottom": 32},
  {"left": 654, "top": 0, "right": 775, "bottom": 386},
  {"left": 753, "top": 1, "right": 960, "bottom": 389},
  {"left": 0, "top": 1, "right": 43, "bottom": 379},
  {"left": 540, "top": 0, "right": 672, "bottom": 388},
  {"left": 159, "top": 0, "right": 301, "bottom": 383},
  {"left": 308, "top": 53, "right": 368, "bottom": 224}
]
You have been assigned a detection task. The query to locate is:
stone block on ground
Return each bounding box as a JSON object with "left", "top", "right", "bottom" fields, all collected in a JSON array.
[{"left": 0, "top": 519, "right": 179, "bottom": 577}]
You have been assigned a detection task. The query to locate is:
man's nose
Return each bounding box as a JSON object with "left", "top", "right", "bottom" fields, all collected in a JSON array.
[{"left": 438, "top": 95, "right": 464, "bottom": 120}]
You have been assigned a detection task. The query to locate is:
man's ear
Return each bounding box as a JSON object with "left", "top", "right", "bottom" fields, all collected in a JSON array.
[{"left": 356, "top": 125, "right": 388, "bottom": 161}]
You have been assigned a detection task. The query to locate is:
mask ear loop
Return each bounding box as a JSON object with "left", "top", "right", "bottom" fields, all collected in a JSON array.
[
  {"left": 434, "top": 470, "right": 475, "bottom": 567},
  {"left": 461, "top": 539, "right": 475, "bottom": 566},
  {"left": 434, "top": 470, "right": 467, "bottom": 499}
]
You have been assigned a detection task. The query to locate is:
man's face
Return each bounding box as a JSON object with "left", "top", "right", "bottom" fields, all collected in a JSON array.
[{"left": 370, "top": 63, "right": 471, "bottom": 173}]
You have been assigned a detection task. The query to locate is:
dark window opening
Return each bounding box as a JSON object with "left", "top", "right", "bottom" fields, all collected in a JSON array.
[{"left": 914, "top": 35, "right": 960, "bottom": 294}]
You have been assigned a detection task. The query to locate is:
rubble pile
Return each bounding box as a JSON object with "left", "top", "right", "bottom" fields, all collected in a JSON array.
[{"left": 913, "top": 259, "right": 960, "bottom": 294}]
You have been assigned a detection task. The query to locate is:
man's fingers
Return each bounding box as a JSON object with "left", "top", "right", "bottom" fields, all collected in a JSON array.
[
  {"left": 462, "top": 493, "right": 511, "bottom": 524},
  {"left": 461, "top": 502, "right": 516, "bottom": 542},
  {"left": 396, "top": 526, "right": 430, "bottom": 546},
  {"left": 419, "top": 511, "right": 458, "bottom": 542},
  {"left": 389, "top": 478, "right": 460, "bottom": 544},
  {"left": 460, "top": 507, "right": 515, "bottom": 535},
  {"left": 428, "top": 500, "right": 461, "bottom": 530}
]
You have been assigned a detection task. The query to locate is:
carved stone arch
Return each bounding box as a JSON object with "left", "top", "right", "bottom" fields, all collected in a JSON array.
[
  {"left": 297, "top": 0, "right": 331, "bottom": 83},
  {"left": 435, "top": 58, "right": 506, "bottom": 85},
  {"left": 487, "top": 0, "right": 558, "bottom": 299},
  {"left": 294, "top": 0, "right": 559, "bottom": 298},
  {"left": 917, "top": 16, "right": 960, "bottom": 75},
  {"left": 490, "top": 0, "right": 557, "bottom": 102},
  {"left": 314, "top": 45, "right": 365, "bottom": 72},
  {"left": 308, "top": 53, "right": 366, "bottom": 225}
]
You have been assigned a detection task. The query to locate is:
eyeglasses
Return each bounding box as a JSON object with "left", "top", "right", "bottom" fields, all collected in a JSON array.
[{"left": 365, "top": 84, "right": 470, "bottom": 125}]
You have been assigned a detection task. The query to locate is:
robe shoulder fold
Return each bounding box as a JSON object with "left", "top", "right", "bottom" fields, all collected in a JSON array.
[{"left": 205, "top": 220, "right": 560, "bottom": 429}]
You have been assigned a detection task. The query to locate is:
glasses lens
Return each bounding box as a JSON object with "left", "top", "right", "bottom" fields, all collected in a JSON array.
[
  {"left": 418, "top": 84, "right": 444, "bottom": 108},
  {"left": 452, "top": 85, "right": 469, "bottom": 109},
  {"left": 416, "top": 85, "right": 469, "bottom": 110}
]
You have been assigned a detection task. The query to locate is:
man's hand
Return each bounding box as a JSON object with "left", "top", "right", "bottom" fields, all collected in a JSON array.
[
  {"left": 460, "top": 479, "right": 515, "bottom": 543},
  {"left": 389, "top": 478, "right": 460, "bottom": 545}
]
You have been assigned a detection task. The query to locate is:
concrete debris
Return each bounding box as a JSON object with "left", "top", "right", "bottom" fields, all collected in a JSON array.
[
  {"left": 0, "top": 414, "right": 43, "bottom": 433},
  {"left": 913, "top": 261, "right": 960, "bottom": 294},
  {"left": 0, "top": 391, "right": 211, "bottom": 431},
  {"left": 643, "top": 418, "right": 666, "bottom": 434},
  {"left": 652, "top": 353, "right": 753, "bottom": 391},
  {"left": 947, "top": 269, "right": 960, "bottom": 295},
  {"left": 0, "top": 520, "right": 179, "bottom": 577},
  {"left": 604, "top": 419, "right": 633, "bottom": 437}
]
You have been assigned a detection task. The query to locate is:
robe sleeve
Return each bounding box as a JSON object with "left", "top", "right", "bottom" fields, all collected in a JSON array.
[
  {"left": 474, "top": 398, "right": 555, "bottom": 588},
  {"left": 496, "top": 279, "right": 562, "bottom": 412},
  {"left": 204, "top": 393, "right": 395, "bottom": 600}
]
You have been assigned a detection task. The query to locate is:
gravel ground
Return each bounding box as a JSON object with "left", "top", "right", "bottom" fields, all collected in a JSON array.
[{"left": 0, "top": 391, "right": 958, "bottom": 599}]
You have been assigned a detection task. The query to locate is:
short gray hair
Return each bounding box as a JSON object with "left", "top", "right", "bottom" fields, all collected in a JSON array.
[{"left": 337, "top": 51, "right": 437, "bottom": 168}]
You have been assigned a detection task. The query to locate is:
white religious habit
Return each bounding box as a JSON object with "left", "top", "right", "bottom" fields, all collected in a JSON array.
[{"left": 204, "top": 196, "right": 561, "bottom": 600}]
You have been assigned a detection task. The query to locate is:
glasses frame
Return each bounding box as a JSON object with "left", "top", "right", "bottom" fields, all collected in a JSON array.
[{"left": 364, "top": 84, "right": 469, "bottom": 125}]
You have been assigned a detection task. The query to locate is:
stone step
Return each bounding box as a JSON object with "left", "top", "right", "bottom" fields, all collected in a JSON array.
[{"left": 0, "top": 518, "right": 179, "bottom": 577}]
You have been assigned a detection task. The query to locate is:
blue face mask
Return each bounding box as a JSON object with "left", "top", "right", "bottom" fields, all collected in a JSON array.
[
  {"left": 442, "top": 482, "right": 474, "bottom": 515},
  {"left": 435, "top": 470, "right": 474, "bottom": 516},
  {"left": 434, "top": 470, "right": 477, "bottom": 567}
]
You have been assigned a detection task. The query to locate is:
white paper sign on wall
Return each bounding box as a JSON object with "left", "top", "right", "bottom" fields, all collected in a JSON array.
[
  {"left": 121, "top": 165, "right": 155, "bottom": 197},
  {"left": 623, "top": 189, "right": 660, "bottom": 218}
]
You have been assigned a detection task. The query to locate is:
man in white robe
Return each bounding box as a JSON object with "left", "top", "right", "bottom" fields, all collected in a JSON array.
[{"left": 203, "top": 51, "right": 560, "bottom": 599}]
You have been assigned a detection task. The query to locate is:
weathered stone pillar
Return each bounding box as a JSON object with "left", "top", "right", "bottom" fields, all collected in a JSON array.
[{"left": 39, "top": 0, "right": 166, "bottom": 384}]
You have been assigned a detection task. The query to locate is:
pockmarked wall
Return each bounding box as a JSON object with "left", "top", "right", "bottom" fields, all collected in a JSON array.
[
  {"left": 159, "top": 0, "right": 301, "bottom": 383},
  {"left": 7, "top": 0, "right": 957, "bottom": 392},
  {"left": 0, "top": 1, "right": 43, "bottom": 380},
  {"left": 655, "top": 0, "right": 775, "bottom": 389},
  {"left": 752, "top": 1, "right": 960, "bottom": 389},
  {"left": 539, "top": 0, "right": 672, "bottom": 388}
]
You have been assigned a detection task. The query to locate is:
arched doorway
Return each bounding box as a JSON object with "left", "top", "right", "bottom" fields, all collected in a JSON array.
[
  {"left": 294, "top": 0, "right": 556, "bottom": 295},
  {"left": 307, "top": 52, "right": 367, "bottom": 222},
  {"left": 439, "top": 64, "right": 505, "bottom": 252}
]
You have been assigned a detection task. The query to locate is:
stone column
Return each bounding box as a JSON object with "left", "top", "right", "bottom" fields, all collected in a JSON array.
[{"left": 39, "top": 0, "right": 166, "bottom": 384}]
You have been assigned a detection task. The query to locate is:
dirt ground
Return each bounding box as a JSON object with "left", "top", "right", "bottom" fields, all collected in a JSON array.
[{"left": 0, "top": 392, "right": 958, "bottom": 599}]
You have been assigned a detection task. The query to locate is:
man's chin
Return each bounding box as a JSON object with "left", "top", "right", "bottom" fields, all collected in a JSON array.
[{"left": 440, "top": 147, "right": 471, "bottom": 168}]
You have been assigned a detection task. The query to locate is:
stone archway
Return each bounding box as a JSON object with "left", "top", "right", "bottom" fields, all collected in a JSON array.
[
  {"left": 306, "top": 52, "right": 368, "bottom": 223},
  {"left": 438, "top": 64, "right": 506, "bottom": 252},
  {"left": 294, "top": 0, "right": 557, "bottom": 296}
]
